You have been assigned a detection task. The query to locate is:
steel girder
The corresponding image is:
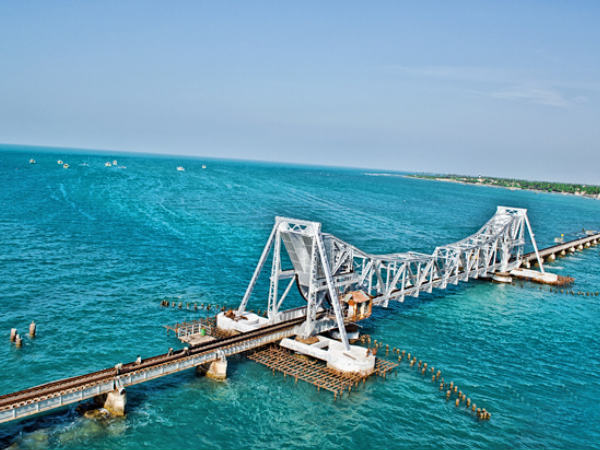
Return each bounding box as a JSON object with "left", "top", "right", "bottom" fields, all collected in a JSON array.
[{"left": 236, "top": 206, "right": 544, "bottom": 348}]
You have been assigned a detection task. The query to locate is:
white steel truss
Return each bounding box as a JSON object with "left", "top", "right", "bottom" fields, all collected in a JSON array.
[{"left": 236, "top": 206, "right": 544, "bottom": 351}]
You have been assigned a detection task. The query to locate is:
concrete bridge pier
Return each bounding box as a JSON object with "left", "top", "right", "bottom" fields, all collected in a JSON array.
[
  {"left": 547, "top": 253, "right": 556, "bottom": 262},
  {"left": 196, "top": 355, "right": 228, "bottom": 381},
  {"left": 569, "top": 247, "right": 576, "bottom": 253},
  {"left": 492, "top": 272, "right": 512, "bottom": 283},
  {"left": 560, "top": 250, "right": 567, "bottom": 257},
  {"left": 99, "top": 388, "right": 127, "bottom": 416}
]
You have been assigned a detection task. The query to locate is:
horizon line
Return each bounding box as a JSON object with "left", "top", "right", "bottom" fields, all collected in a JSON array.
[{"left": 1, "top": 141, "right": 595, "bottom": 187}]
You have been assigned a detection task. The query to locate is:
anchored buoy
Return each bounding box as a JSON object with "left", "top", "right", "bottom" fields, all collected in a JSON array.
[
  {"left": 15, "top": 334, "right": 22, "bottom": 348},
  {"left": 401, "top": 350, "right": 406, "bottom": 358},
  {"left": 466, "top": 398, "right": 471, "bottom": 407},
  {"left": 10, "top": 328, "right": 17, "bottom": 342},
  {"left": 446, "top": 390, "right": 451, "bottom": 399},
  {"left": 29, "top": 321, "right": 36, "bottom": 338},
  {"left": 439, "top": 383, "right": 444, "bottom": 391}
]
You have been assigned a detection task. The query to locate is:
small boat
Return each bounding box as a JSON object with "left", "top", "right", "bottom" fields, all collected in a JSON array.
[
  {"left": 176, "top": 166, "right": 185, "bottom": 172},
  {"left": 57, "top": 159, "right": 63, "bottom": 165},
  {"left": 104, "top": 162, "right": 112, "bottom": 167},
  {"left": 202, "top": 164, "right": 206, "bottom": 169},
  {"left": 63, "top": 163, "right": 69, "bottom": 169},
  {"left": 112, "top": 160, "right": 118, "bottom": 166},
  {"left": 29, "top": 158, "right": 36, "bottom": 164}
]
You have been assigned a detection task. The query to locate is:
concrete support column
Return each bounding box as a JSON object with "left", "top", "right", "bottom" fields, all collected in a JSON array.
[
  {"left": 103, "top": 388, "right": 127, "bottom": 416},
  {"left": 547, "top": 253, "right": 556, "bottom": 262},
  {"left": 206, "top": 358, "right": 228, "bottom": 381},
  {"left": 560, "top": 250, "right": 566, "bottom": 256},
  {"left": 577, "top": 244, "right": 584, "bottom": 251}
]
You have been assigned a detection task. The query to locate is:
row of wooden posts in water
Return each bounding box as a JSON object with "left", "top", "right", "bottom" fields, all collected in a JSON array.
[
  {"left": 159, "top": 300, "right": 229, "bottom": 312},
  {"left": 8, "top": 321, "right": 36, "bottom": 348},
  {"left": 159, "top": 300, "right": 270, "bottom": 317},
  {"left": 514, "top": 282, "right": 599, "bottom": 297},
  {"left": 360, "top": 335, "right": 491, "bottom": 421}
]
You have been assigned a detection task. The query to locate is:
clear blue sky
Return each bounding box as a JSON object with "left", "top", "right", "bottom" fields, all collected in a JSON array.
[{"left": 1, "top": 1, "right": 599, "bottom": 183}]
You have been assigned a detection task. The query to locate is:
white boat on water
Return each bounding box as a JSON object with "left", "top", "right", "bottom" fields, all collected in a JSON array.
[
  {"left": 112, "top": 160, "right": 118, "bottom": 166},
  {"left": 177, "top": 166, "right": 185, "bottom": 172},
  {"left": 202, "top": 164, "right": 206, "bottom": 169},
  {"left": 105, "top": 161, "right": 112, "bottom": 167},
  {"left": 57, "top": 159, "right": 63, "bottom": 165},
  {"left": 63, "top": 163, "right": 69, "bottom": 169},
  {"left": 29, "top": 158, "right": 36, "bottom": 164}
]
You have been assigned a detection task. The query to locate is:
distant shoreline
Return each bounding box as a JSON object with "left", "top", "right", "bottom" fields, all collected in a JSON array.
[{"left": 407, "top": 174, "right": 600, "bottom": 201}]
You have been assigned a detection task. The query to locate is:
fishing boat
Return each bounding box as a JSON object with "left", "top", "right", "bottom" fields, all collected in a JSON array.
[
  {"left": 177, "top": 166, "right": 185, "bottom": 172},
  {"left": 104, "top": 161, "right": 112, "bottom": 167},
  {"left": 57, "top": 159, "right": 63, "bottom": 165},
  {"left": 29, "top": 158, "right": 36, "bottom": 164},
  {"left": 63, "top": 163, "right": 69, "bottom": 169}
]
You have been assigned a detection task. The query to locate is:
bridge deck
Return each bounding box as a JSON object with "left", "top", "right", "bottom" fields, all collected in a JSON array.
[
  {"left": 0, "top": 315, "right": 307, "bottom": 424},
  {"left": 522, "top": 232, "right": 600, "bottom": 262}
]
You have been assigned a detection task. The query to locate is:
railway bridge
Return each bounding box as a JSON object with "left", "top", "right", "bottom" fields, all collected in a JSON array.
[{"left": 1, "top": 206, "right": 597, "bottom": 425}]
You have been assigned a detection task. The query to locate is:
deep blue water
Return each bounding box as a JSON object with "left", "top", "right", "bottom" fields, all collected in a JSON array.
[{"left": 0, "top": 145, "right": 599, "bottom": 449}]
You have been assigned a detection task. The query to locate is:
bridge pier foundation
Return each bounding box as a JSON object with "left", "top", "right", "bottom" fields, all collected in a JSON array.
[
  {"left": 547, "top": 253, "right": 556, "bottom": 262},
  {"left": 492, "top": 272, "right": 512, "bottom": 283},
  {"left": 206, "top": 358, "right": 228, "bottom": 381},
  {"left": 102, "top": 388, "right": 127, "bottom": 416},
  {"left": 196, "top": 357, "right": 228, "bottom": 381}
]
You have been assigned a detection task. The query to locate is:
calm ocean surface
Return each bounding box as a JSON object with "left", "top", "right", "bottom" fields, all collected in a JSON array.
[{"left": 0, "top": 145, "right": 598, "bottom": 450}]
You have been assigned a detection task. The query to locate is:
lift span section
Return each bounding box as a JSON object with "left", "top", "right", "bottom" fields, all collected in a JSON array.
[{"left": 237, "top": 206, "right": 545, "bottom": 348}]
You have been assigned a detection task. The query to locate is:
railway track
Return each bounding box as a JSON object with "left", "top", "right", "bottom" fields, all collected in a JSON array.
[{"left": 0, "top": 313, "right": 314, "bottom": 414}]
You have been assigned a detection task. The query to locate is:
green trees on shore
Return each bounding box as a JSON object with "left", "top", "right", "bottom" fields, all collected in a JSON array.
[{"left": 411, "top": 174, "right": 600, "bottom": 196}]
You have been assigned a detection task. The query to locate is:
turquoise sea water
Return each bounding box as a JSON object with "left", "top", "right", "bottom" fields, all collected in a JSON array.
[{"left": 0, "top": 145, "right": 599, "bottom": 450}]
